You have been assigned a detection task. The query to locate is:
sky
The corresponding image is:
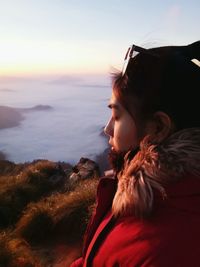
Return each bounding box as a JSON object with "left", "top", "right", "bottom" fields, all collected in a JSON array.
[{"left": 0, "top": 0, "right": 199, "bottom": 77}]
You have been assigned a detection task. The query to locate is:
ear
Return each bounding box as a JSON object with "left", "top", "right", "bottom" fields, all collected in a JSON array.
[{"left": 146, "top": 111, "right": 174, "bottom": 143}]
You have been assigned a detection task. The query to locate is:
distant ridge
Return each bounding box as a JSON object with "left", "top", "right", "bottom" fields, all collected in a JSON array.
[
  {"left": 0, "top": 105, "right": 53, "bottom": 130},
  {"left": 17, "top": 104, "right": 53, "bottom": 112},
  {"left": 0, "top": 106, "right": 24, "bottom": 129}
]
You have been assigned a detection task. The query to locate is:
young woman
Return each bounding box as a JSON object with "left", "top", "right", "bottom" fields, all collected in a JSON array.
[{"left": 70, "top": 41, "right": 200, "bottom": 267}]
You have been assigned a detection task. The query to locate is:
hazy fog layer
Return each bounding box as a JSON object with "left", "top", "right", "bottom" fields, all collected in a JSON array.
[{"left": 0, "top": 76, "right": 111, "bottom": 164}]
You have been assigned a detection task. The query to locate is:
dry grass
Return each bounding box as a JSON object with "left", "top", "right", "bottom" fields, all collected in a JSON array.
[
  {"left": 0, "top": 160, "right": 71, "bottom": 228},
  {"left": 0, "top": 232, "right": 43, "bottom": 267},
  {"left": 0, "top": 160, "right": 25, "bottom": 177},
  {"left": 15, "top": 178, "right": 98, "bottom": 245},
  {"left": 0, "top": 158, "right": 99, "bottom": 266}
]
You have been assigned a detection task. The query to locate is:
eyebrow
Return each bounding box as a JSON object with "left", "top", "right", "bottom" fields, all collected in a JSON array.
[{"left": 108, "top": 103, "right": 120, "bottom": 110}]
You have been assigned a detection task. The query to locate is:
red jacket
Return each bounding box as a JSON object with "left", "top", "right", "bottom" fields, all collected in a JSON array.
[{"left": 70, "top": 174, "right": 200, "bottom": 267}]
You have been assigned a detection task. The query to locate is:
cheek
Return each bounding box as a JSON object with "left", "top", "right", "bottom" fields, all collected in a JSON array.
[{"left": 113, "top": 120, "right": 138, "bottom": 151}]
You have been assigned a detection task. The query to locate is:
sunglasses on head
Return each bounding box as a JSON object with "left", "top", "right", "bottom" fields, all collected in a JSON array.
[{"left": 122, "top": 44, "right": 159, "bottom": 76}]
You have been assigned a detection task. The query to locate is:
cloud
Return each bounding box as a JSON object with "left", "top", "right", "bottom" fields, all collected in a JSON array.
[
  {"left": 168, "top": 5, "right": 181, "bottom": 19},
  {"left": 0, "top": 76, "right": 35, "bottom": 83},
  {"left": 48, "top": 75, "right": 83, "bottom": 84},
  {"left": 166, "top": 4, "right": 181, "bottom": 28},
  {"left": 0, "top": 88, "right": 15, "bottom": 92}
]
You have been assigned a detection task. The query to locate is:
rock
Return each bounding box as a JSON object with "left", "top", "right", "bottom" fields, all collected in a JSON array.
[
  {"left": 69, "top": 158, "right": 100, "bottom": 181},
  {"left": 0, "top": 151, "right": 7, "bottom": 160},
  {"left": 95, "top": 147, "right": 111, "bottom": 175}
]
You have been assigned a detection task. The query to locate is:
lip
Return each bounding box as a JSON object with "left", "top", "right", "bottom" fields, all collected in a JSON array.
[
  {"left": 109, "top": 141, "right": 113, "bottom": 147},
  {"left": 108, "top": 141, "right": 115, "bottom": 151}
]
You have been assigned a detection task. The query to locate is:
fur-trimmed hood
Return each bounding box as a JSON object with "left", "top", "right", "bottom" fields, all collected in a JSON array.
[{"left": 112, "top": 127, "right": 200, "bottom": 218}]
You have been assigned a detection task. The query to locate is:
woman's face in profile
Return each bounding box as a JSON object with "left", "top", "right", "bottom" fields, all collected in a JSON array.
[{"left": 104, "top": 92, "right": 141, "bottom": 153}]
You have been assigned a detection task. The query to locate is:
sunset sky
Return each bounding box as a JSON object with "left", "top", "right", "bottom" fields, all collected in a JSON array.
[{"left": 0, "top": 0, "right": 199, "bottom": 77}]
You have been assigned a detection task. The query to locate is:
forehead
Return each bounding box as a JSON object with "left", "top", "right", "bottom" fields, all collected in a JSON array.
[{"left": 110, "top": 92, "right": 117, "bottom": 103}]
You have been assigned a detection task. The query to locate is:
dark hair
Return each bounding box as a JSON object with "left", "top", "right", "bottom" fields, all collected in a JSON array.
[{"left": 112, "top": 41, "right": 200, "bottom": 130}]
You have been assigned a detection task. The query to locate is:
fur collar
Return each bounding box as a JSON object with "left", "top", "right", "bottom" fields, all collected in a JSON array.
[{"left": 112, "top": 128, "right": 200, "bottom": 218}]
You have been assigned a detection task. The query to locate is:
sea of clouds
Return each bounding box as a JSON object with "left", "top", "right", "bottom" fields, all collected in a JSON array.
[{"left": 0, "top": 75, "right": 111, "bottom": 164}]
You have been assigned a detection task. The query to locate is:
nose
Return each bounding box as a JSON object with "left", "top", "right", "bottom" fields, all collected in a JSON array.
[{"left": 104, "top": 117, "right": 114, "bottom": 137}]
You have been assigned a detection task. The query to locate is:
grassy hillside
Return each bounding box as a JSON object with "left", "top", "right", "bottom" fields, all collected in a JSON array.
[{"left": 0, "top": 158, "right": 100, "bottom": 267}]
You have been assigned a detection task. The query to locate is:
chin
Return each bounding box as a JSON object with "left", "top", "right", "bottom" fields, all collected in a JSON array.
[
  {"left": 108, "top": 146, "right": 140, "bottom": 173},
  {"left": 108, "top": 148, "right": 127, "bottom": 173}
]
